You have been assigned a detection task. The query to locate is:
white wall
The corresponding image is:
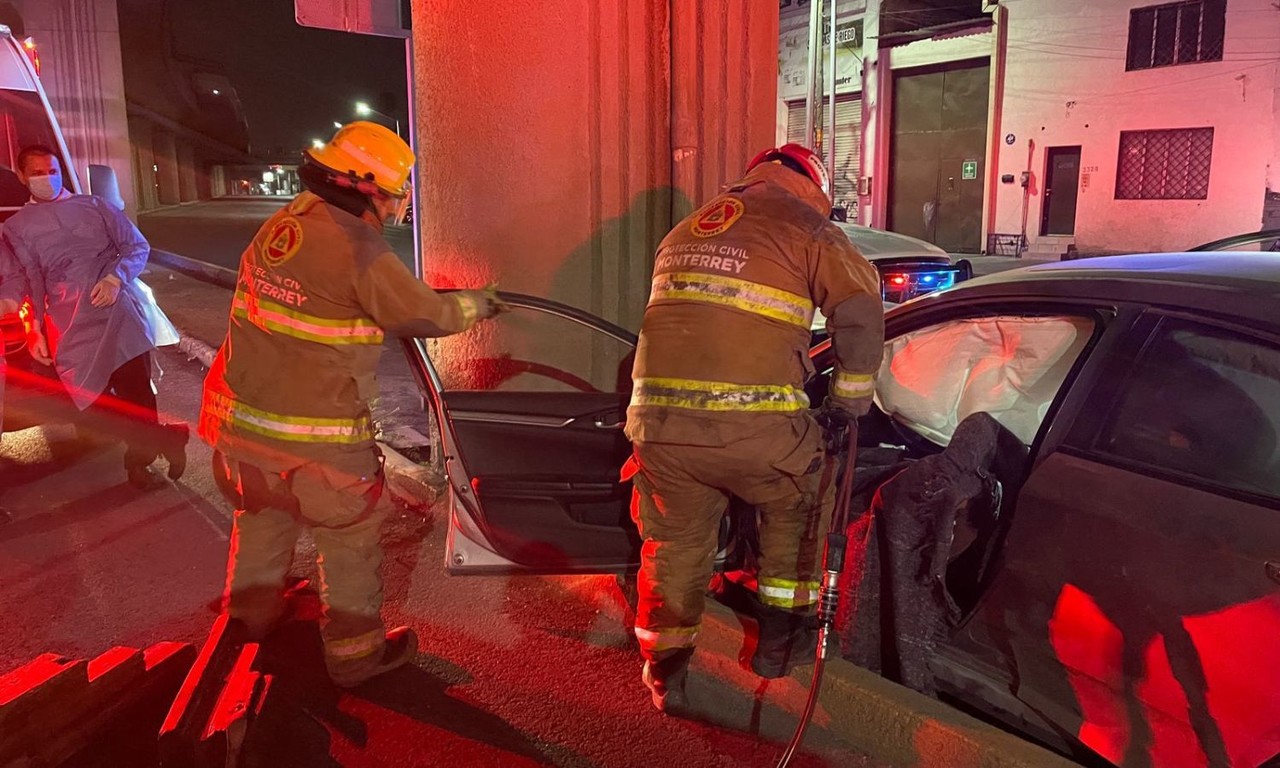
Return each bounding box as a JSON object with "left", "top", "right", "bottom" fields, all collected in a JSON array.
[
  {"left": 1270, "top": 63, "right": 1280, "bottom": 194},
  {"left": 992, "top": 0, "right": 1280, "bottom": 253}
]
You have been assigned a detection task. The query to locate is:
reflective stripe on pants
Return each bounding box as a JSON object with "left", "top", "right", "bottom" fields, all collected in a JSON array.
[
  {"left": 633, "top": 624, "right": 701, "bottom": 653},
  {"left": 757, "top": 576, "right": 821, "bottom": 610}
]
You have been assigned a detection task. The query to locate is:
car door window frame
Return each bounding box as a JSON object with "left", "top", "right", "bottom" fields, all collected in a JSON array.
[
  {"left": 405, "top": 290, "right": 638, "bottom": 399},
  {"left": 1062, "top": 309, "right": 1280, "bottom": 511}
]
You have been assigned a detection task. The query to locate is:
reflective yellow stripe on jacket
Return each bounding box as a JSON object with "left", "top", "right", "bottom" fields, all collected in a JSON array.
[
  {"left": 631, "top": 377, "right": 810, "bottom": 413},
  {"left": 232, "top": 291, "right": 385, "bottom": 345},
  {"left": 205, "top": 390, "right": 375, "bottom": 445},
  {"left": 758, "top": 577, "right": 820, "bottom": 609},
  {"left": 649, "top": 272, "right": 815, "bottom": 329}
]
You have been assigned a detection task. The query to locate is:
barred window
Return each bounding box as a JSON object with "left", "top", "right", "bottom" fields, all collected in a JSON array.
[
  {"left": 1116, "top": 128, "right": 1214, "bottom": 200},
  {"left": 1127, "top": 0, "right": 1226, "bottom": 71}
]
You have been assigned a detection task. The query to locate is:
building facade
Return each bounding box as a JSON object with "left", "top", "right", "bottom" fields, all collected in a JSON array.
[{"left": 780, "top": 0, "right": 1280, "bottom": 256}]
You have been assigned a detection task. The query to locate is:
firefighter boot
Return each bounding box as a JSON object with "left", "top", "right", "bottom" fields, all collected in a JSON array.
[
  {"left": 331, "top": 626, "right": 419, "bottom": 688},
  {"left": 160, "top": 422, "right": 190, "bottom": 481},
  {"left": 751, "top": 605, "right": 818, "bottom": 679},
  {"left": 127, "top": 463, "right": 169, "bottom": 491},
  {"left": 641, "top": 648, "right": 693, "bottom": 715}
]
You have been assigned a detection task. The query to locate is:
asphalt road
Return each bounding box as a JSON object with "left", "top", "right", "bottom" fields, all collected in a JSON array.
[
  {"left": 138, "top": 197, "right": 417, "bottom": 274},
  {"left": 1, "top": 343, "right": 874, "bottom": 766}
]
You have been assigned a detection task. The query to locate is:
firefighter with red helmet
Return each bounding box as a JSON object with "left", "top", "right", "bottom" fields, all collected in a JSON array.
[
  {"left": 201, "top": 121, "right": 504, "bottom": 687},
  {"left": 624, "top": 144, "right": 884, "bottom": 713}
]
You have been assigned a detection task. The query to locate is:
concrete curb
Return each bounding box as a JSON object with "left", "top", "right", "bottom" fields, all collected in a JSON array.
[
  {"left": 159, "top": 251, "right": 443, "bottom": 511},
  {"left": 701, "top": 614, "right": 1076, "bottom": 768},
  {"left": 557, "top": 578, "right": 1078, "bottom": 768},
  {"left": 150, "top": 249, "right": 237, "bottom": 290}
]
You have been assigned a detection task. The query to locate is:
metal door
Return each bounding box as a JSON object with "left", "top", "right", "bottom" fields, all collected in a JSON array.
[
  {"left": 889, "top": 61, "right": 990, "bottom": 253},
  {"left": 1041, "top": 147, "right": 1081, "bottom": 236}
]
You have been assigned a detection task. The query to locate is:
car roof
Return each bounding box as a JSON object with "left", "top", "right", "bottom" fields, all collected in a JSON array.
[{"left": 913, "top": 252, "right": 1280, "bottom": 328}]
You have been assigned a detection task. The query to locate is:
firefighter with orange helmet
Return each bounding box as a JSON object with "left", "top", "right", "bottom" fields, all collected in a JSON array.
[
  {"left": 624, "top": 144, "right": 884, "bottom": 713},
  {"left": 201, "top": 121, "right": 504, "bottom": 687}
]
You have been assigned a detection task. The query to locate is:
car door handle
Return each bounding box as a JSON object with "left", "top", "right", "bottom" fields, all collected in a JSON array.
[
  {"left": 1267, "top": 560, "right": 1280, "bottom": 585},
  {"left": 593, "top": 414, "right": 625, "bottom": 429}
]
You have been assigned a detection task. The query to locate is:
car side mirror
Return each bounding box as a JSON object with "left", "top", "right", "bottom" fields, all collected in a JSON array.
[{"left": 87, "top": 164, "right": 126, "bottom": 211}]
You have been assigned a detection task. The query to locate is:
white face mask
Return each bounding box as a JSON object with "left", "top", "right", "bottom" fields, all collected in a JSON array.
[{"left": 28, "top": 174, "right": 63, "bottom": 201}]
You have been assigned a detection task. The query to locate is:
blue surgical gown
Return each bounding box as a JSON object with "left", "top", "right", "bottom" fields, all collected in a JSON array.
[{"left": 1, "top": 195, "right": 155, "bottom": 410}]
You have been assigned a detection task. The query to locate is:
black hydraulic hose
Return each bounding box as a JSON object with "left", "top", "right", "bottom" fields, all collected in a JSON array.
[{"left": 777, "top": 426, "right": 860, "bottom": 768}]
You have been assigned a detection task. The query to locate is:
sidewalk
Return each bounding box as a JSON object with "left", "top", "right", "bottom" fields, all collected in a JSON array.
[{"left": 148, "top": 250, "right": 1078, "bottom": 768}]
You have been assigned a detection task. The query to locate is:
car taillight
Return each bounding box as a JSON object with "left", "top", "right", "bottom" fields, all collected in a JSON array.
[{"left": 21, "top": 37, "right": 40, "bottom": 77}]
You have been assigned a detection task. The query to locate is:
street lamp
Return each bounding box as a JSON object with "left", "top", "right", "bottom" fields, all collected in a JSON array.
[
  {"left": 311, "top": 138, "right": 324, "bottom": 150},
  {"left": 354, "top": 101, "right": 401, "bottom": 137},
  {"left": 333, "top": 121, "right": 343, "bottom": 130}
]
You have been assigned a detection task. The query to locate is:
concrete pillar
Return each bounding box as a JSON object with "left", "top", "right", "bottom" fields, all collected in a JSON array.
[
  {"left": 152, "top": 130, "right": 180, "bottom": 206},
  {"left": 176, "top": 141, "right": 199, "bottom": 202},
  {"left": 15, "top": 0, "right": 137, "bottom": 216},
  {"left": 860, "top": 0, "right": 891, "bottom": 229},
  {"left": 413, "top": 1, "right": 777, "bottom": 385}
]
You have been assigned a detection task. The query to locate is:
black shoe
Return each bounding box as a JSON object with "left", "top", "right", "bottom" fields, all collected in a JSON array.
[
  {"left": 160, "top": 422, "right": 190, "bottom": 481},
  {"left": 127, "top": 464, "right": 169, "bottom": 491},
  {"left": 331, "top": 626, "right": 419, "bottom": 688},
  {"left": 750, "top": 605, "right": 818, "bottom": 679},
  {"left": 642, "top": 649, "right": 693, "bottom": 715}
]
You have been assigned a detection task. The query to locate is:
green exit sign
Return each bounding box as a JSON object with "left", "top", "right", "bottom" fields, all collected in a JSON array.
[{"left": 962, "top": 160, "right": 978, "bottom": 180}]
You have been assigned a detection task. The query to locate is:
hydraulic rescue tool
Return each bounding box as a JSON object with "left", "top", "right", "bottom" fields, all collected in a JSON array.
[{"left": 776, "top": 417, "right": 863, "bottom": 768}]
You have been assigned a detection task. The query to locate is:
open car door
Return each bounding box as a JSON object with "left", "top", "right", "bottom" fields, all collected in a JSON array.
[{"left": 403, "top": 293, "right": 640, "bottom": 575}]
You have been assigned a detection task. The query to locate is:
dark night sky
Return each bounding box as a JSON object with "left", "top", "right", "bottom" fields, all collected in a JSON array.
[{"left": 167, "top": 0, "right": 408, "bottom": 154}]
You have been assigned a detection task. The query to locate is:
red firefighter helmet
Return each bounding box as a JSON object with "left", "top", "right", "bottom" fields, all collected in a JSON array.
[{"left": 746, "top": 143, "right": 830, "bottom": 197}]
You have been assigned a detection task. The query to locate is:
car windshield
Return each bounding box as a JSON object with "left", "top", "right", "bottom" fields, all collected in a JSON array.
[{"left": 0, "top": 89, "right": 72, "bottom": 220}]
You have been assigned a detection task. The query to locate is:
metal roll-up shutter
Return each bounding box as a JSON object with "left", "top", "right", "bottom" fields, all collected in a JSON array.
[
  {"left": 785, "top": 95, "right": 861, "bottom": 215},
  {"left": 787, "top": 101, "right": 808, "bottom": 146}
]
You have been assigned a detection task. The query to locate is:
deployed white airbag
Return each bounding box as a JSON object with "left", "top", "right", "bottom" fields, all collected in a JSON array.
[{"left": 875, "top": 315, "right": 1093, "bottom": 446}]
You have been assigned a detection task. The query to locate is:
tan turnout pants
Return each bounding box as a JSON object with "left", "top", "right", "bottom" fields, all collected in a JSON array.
[
  {"left": 221, "top": 447, "right": 389, "bottom": 685},
  {"left": 624, "top": 415, "right": 834, "bottom": 662}
]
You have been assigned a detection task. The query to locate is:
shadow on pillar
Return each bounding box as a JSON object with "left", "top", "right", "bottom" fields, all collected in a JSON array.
[{"left": 550, "top": 186, "right": 692, "bottom": 334}]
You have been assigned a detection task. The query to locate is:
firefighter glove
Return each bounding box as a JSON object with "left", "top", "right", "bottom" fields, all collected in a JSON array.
[
  {"left": 816, "top": 397, "right": 865, "bottom": 452},
  {"left": 481, "top": 284, "right": 512, "bottom": 318}
]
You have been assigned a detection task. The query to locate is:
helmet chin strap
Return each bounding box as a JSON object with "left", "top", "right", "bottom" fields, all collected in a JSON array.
[{"left": 330, "top": 170, "right": 381, "bottom": 197}]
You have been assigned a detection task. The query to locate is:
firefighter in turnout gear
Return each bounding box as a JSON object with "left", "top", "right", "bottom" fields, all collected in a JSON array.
[
  {"left": 200, "top": 121, "right": 504, "bottom": 688},
  {"left": 624, "top": 144, "right": 884, "bottom": 713}
]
